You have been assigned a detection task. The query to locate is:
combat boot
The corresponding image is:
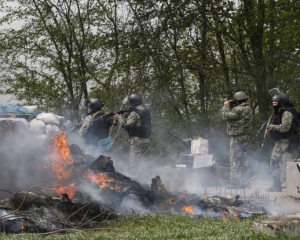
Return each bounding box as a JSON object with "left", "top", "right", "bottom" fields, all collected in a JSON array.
[{"left": 266, "top": 177, "right": 282, "bottom": 192}]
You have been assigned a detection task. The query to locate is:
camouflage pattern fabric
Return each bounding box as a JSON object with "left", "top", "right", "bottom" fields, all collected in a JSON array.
[
  {"left": 229, "top": 135, "right": 251, "bottom": 185},
  {"left": 270, "top": 111, "right": 294, "bottom": 183},
  {"left": 270, "top": 138, "right": 292, "bottom": 182},
  {"left": 222, "top": 102, "right": 253, "bottom": 185},
  {"left": 222, "top": 103, "right": 252, "bottom": 136},
  {"left": 79, "top": 115, "right": 92, "bottom": 137},
  {"left": 121, "top": 105, "right": 150, "bottom": 178},
  {"left": 272, "top": 110, "right": 293, "bottom": 133},
  {"left": 129, "top": 136, "right": 150, "bottom": 178}
]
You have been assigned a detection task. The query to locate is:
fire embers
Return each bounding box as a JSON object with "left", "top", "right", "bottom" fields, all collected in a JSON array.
[
  {"left": 150, "top": 175, "right": 265, "bottom": 219},
  {"left": 180, "top": 194, "right": 265, "bottom": 220}
]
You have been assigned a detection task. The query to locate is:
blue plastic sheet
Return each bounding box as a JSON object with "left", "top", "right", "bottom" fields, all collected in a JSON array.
[
  {"left": 0, "top": 104, "right": 38, "bottom": 117},
  {"left": 98, "top": 136, "right": 112, "bottom": 151}
]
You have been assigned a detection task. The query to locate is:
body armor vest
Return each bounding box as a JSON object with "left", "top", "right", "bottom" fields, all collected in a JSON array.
[
  {"left": 271, "top": 107, "right": 299, "bottom": 141},
  {"left": 85, "top": 112, "right": 111, "bottom": 144},
  {"left": 128, "top": 109, "right": 151, "bottom": 138}
]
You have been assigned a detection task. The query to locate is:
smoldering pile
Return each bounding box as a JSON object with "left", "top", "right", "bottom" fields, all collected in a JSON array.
[
  {"left": 0, "top": 142, "right": 267, "bottom": 234},
  {"left": 0, "top": 122, "right": 267, "bottom": 234}
]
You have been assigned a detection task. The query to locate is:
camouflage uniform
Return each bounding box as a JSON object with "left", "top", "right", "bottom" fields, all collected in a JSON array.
[
  {"left": 222, "top": 102, "right": 253, "bottom": 187},
  {"left": 120, "top": 105, "right": 150, "bottom": 178},
  {"left": 270, "top": 111, "right": 294, "bottom": 183}
]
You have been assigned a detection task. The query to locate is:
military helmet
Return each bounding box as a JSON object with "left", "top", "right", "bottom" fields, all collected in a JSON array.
[
  {"left": 128, "top": 94, "right": 142, "bottom": 106},
  {"left": 88, "top": 98, "right": 104, "bottom": 109},
  {"left": 271, "top": 94, "right": 283, "bottom": 103},
  {"left": 281, "top": 93, "right": 290, "bottom": 103},
  {"left": 234, "top": 91, "right": 248, "bottom": 101}
]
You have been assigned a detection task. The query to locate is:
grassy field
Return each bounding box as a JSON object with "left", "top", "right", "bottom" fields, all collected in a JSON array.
[{"left": 0, "top": 213, "right": 297, "bottom": 240}]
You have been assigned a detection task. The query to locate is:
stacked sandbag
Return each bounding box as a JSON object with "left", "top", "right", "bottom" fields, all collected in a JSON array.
[
  {"left": 29, "top": 113, "right": 61, "bottom": 138},
  {"left": 0, "top": 118, "right": 29, "bottom": 137}
]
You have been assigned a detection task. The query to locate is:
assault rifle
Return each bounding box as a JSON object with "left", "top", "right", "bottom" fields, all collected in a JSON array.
[
  {"left": 98, "top": 108, "right": 133, "bottom": 119},
  {"left": 224, "top": 98, "right": 236, "bottom": 109},
  {"left": 261, "top": 112, "right": 275, "bottom": 147},
  {"left": 67, "top": 108, "right": 133, "bottom": 135}
]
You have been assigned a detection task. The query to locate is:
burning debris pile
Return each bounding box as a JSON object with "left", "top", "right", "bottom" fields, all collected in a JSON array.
[{"left": 0, "top": 131, "right": 266, "bottom": 234}]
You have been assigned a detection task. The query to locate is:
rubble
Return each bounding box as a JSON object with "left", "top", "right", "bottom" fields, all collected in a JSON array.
[
  {"left": 252, "top": 213, "right": 300, "bottom": 237},
  {"left": 0, "top": 129, "right": 269, "bottom": 234}
]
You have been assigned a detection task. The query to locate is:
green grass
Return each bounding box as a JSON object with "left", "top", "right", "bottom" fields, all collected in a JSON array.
[{"left": 0, "top": 213, "right": 297, "bottom": 240}]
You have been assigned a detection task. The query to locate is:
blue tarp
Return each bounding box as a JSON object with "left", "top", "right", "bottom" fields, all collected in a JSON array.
[{"left": 0, "top": 104, "right": 39, "bottom": 117}]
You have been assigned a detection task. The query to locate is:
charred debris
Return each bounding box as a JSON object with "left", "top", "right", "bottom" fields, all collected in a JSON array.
[{"left": 0, "top": 143, "right": 268, "bottom": 234}]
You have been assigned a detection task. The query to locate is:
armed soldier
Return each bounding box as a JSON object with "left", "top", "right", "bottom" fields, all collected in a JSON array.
[
  {"left": 266, "top": 93, "right": 299, "bottom": 192},
  {"left": 222, "top": 91, "right": 253, "bottom": 189},
  {"left": 79, "top": 99, "right": 117, "bottom": 157},
  {"left": 112, "top": 94, "right": 152, "bottom": 179}
]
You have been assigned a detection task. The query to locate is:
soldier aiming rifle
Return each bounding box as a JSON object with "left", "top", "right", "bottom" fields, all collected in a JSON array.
[{"left": 222, "top": 91, "right": 253, "bottom": 189}]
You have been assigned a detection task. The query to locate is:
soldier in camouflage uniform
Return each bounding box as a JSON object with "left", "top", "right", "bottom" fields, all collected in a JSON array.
[
  {"left": 266, "top": 93, "right": 298, "bottom": 192},
  {"left": 79, "top": 98, "right": 116, "bottom": 157},
  {"left": 222, "top": 91, "right": 253, "bottom": 189},
  {"left": 113, "top": 94, "right": 152, "bottom": 179}
]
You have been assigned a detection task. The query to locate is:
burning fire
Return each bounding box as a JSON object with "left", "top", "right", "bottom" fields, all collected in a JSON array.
[
  {"left": 85, "top": 169, "right": 114, "bottom": 188},
  {"left": 181, "top": 205, "right": 194, "bottom": 214},
  {"left": 51, "top": 183, "right": 77, "bottom": 199},
  {"left": 46, "top": 130, "right": 119, "bottom": 199},
  {"left": 50, "top": 131, "right": 74, "bottom": 180}
]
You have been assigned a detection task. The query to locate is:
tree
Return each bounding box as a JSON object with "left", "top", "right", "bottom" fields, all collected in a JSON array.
[{"left": 0, "top": 0, "right": 120, "bottom": 119}]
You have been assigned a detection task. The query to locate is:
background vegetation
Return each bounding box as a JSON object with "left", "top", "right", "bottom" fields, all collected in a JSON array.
[{"left": 0, "top": 0, "right": 300, "bottom": 165}]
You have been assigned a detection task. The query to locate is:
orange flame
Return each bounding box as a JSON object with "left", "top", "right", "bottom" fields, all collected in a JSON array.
[
  {"left": 85, "top": 169, "right": 114, "bottom": 188},
  {"left": 21, "top": 225, "right": 26, "bottom": 230},
  {"left": 49, "top": 131, "right": 74, "bottom": 180},
  {"left": 181, "top": 205, "right": 194, "bottom": 214},
  {"left": 225, "top": 195, "right": 232, "bottom": 199},
  {"left": 220, "top": 216, "right": 227, "bottom": 221},
  {"left": 110, "top": 184, "right": 121, "bottom": 191},
  {"left": 51, "top": 183, "right": 77, "bottom": 199},
  {"left": 232, "top": 212, "right": 240, "bottom": 222}
]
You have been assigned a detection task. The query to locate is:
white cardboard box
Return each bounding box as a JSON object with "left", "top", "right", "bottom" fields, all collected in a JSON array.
[
  {"left": 193, "top": 154, "right": 213, "bottom": 168},
  {"left": 191, "top": 137, "right": 209, "bottom": 154}
]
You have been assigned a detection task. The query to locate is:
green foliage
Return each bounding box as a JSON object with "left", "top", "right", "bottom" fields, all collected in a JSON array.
[
  {"left": 0, "top": 0, "right": 300, "bottom": 162},
  {"left": 0, "top": 214, "right": 296, "bottom": 239}
]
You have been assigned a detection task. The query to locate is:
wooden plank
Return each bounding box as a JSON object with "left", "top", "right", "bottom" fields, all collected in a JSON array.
[{"left": 0, "top": 113, "right": 34, "bottom": 120}]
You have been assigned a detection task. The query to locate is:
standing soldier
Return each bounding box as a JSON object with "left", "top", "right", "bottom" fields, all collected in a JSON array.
[
  {"left": 222, "top": 91, "right": 253, "bottom": 189},
  {"left": 113, "top": 94, "right": 151, "bottom": 179},
  {"left": 79, "top": 98, "right": 116, "bottom": 157},
  {"left": 266, "top": 93, "right": 299, "bottom": 192}
]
